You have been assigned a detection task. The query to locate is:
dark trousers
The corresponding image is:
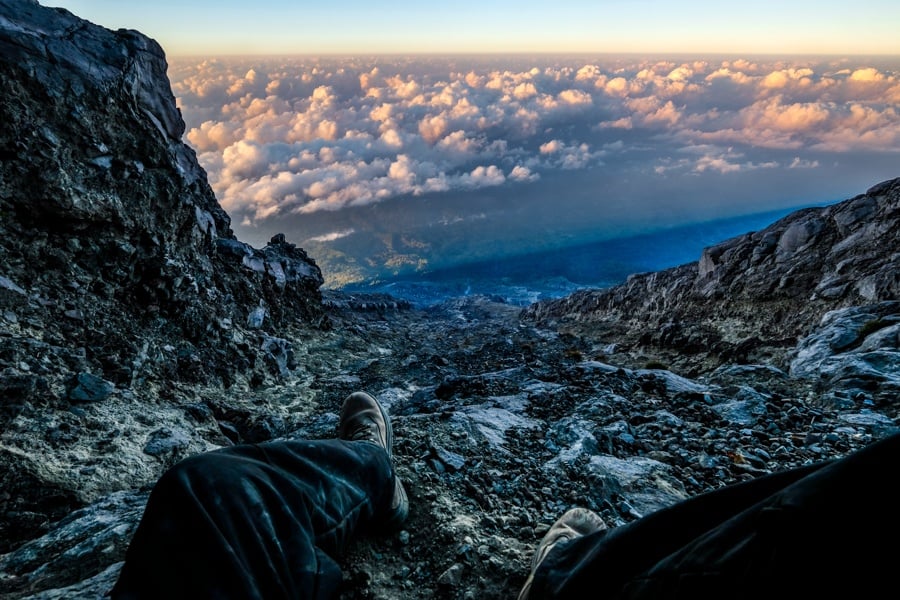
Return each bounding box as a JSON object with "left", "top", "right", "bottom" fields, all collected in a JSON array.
[
  {"left": 110, "top": 439, "right": 394, "bottom": 600},
  {"left": 531, "top": 431, "right": 900, "bottom": 599}
]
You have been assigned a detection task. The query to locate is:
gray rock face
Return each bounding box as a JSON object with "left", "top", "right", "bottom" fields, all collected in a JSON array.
[
  {"left": 790, "top": 302, "right": 900, "bottom": 403},
  {"left": 524, "top": 178, "right": 900, "bottom": 375},
  {"left": 65, "top": 373, "right": 115, "bottom": 403},
  {"left": 0, "top": 2, "right": 184, "bottom": 139},
  {"left": 0, "top": 0, "right": 324, "bottom": 556}
]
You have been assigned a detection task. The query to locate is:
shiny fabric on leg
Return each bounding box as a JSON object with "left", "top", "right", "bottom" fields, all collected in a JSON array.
[
  {"left": 111, "top": 439, "right": 395, "bottom": 600},
  {"left": 530, "top": 432, "right": 900, "bottom": 600}
]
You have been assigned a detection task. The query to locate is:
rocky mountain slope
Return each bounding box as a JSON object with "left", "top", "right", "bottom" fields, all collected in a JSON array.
[
  {"left": 524, "top": 181, "right": 900, "bottom": 376},
  {"left": 0, "top": 0, "right": 325, "bottom": 555},
  {"left": 1, "top": 2, "right": 898, "bottom": 599}
]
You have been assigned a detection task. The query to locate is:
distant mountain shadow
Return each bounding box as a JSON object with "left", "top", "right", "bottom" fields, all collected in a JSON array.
[{"left": 341, "top": 204, "right": 834, "bottom": 307}]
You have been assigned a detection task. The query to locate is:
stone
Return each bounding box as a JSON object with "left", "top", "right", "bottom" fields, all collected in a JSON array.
[
  {"left": 261, "top": 335, "right": 294, "bottom": 378},
  {"left": 437, "top": 563, "right": 465, "bottom": 588},
  {"left": 66, "top": 373, "right": 115, "bottom": 403},
  {"left": 0, "top": 372, "right": 48, "bottom": 425},
  {"left": 0, "top": 275, "right": 27, "bottom": 308},
  {"left": 430, "top": 444, "right": 467, "bottom": 473},
  {"left": 247, "top": 306, "right": 267, "bottom": 329},
  {"left": 143, "top": 427, "right": 191, "bottom": 458}
]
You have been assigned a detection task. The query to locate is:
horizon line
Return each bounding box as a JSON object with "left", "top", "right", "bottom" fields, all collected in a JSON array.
[{"left": 167, "top": 50, "right": 900, "bottom": 60}]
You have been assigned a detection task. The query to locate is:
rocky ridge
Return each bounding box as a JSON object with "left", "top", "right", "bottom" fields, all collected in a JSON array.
[
  {"left": 1, "top": 2, "right": 899, "bottom": 599},
  {"left": 523, "top": 181, "right": 900, "bottom": 376},
  {"left": 0, "top": 0, "right": 325, "bottom": 556}
]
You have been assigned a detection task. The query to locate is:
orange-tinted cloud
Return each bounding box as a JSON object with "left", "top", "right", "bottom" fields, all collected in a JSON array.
[{"left": 169, "top": 55, "right": 900, "bottom": 222}]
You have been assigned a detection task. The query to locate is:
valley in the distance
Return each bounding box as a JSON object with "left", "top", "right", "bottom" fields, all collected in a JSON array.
[{"left": 335, "top": 204, "right": 831, "bottom": 306}]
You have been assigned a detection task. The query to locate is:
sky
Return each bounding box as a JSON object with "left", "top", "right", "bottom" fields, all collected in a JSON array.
[{"left": 46, "top": 1, "right": 900, "bottom": 56}]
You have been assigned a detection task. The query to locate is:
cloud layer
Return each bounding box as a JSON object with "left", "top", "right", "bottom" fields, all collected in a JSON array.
[{"left": 169, "top": 56, "right": 900, "bottom": 229}]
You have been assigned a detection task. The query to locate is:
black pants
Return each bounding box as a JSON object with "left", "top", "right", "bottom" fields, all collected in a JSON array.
[
  {"left": 531, "top": 431, "right": 900, "bottom": 599},
  {"left": 111, "top": 439, "right": 394, "bottom": 600}
]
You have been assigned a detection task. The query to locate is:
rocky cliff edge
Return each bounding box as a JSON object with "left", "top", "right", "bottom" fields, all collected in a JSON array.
[
  {"left": 0, "top": 0, "right": 325, "bottom": 554},
  {"left": 524, "top": 179, "right": 900, "bottom": 376}
]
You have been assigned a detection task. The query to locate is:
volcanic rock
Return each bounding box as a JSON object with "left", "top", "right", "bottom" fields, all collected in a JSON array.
[
  {"left": 523, "top": 178, "right": 900, "bottom": 376},
  {"left": 0, "top": 0, "right": 324, "bottom": 556}
]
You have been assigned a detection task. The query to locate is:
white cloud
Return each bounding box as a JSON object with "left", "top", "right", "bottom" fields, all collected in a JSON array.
[
  {"left": 462, "top": 165, "right": 506, "bottom": 187},
  {"left": 540, "top": 140, "right": 562, "bottom": 154},
  {"left": 789, "top": 157, "right": 820, "bottom": 169},
  {"left": 419, "top": 114, "right": 449, "bottom": 144},
  {"left": 308, "top": 229, "right": 356, "bottom": 243},
  {"left": 706, "top": 68, "right": 754, "bottom": 85},
  {"left": 509, "top": 165, "right": 539, "bottom": 182},
  {"left": 187, "top": 120, "right": 241, "bottom": 151},
  {"left": 849, "top": 67, "right": 885, "bottom": 82},
  {"left": 537, "top": 140, "right": 601, "bottom": 169},
  {"left": 558, "top": 89, "right": 593, "bottom": 106},
  {"left": 761, "top": 68, "right": 814, "bottom": 89},
  {"left": 604, "top": 77, "right": 630, "bottom": 96},
  {"left": 667, "top": 66, "right": 694, "bottom": 81},
  {"left": 695, "top": 155, "right": 742, "bottom": 173},
  {"left": 625, "top": 97, "right": 682, "bottom": 126},
  {"left": 743, "top": 97, "right": 831, "bottom": 132},
  {"left": 692, "top": 150, "right": 780, "bottom": 174},
  {"left": 169, "top": 56, "right": 900, "bottom": 223},
  {"left": 575, "top": 64, "right": 601, "bottom": 81},
  {"left": 597, "top": 117, "right": 633, "bottom": 129},
  {"left": 513, "top": 82, "right": 538, "bottom": 99}
]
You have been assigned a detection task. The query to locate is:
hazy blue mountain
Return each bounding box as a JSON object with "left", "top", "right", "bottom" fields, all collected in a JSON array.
[{"left": 340, "top": 205, "right": 831, "bottom": 306}]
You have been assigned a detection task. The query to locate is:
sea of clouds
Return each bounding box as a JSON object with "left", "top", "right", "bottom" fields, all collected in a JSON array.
[{"left": 167, "top": 55, "right": 900, "bottom": 282}]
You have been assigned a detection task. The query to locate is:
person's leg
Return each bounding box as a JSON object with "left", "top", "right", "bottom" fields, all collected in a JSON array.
[
  {"left": 111, "top": 392, "right": 406, "bottom": 600},
  {"left": 527, "top": 432, "right": 900, "bottom": 599}
]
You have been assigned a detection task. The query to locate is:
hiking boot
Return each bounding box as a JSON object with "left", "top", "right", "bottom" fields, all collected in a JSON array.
[
  {"left": 339, "top": 391, "right": 409, "bottom": 529},
  {"left": 517, "top": 507, "right": 607, "bottom": 600}
]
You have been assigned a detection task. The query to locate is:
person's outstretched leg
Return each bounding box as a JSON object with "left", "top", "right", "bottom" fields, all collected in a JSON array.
[
  {"left": 524, "top": 431, "right": 900, "bottom": 599},
  {"left": 111, "top": 391, "right": 407, "bottom": 600}
]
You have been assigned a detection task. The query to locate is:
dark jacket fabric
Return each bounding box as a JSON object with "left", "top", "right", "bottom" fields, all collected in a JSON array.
[
  {"left": 111, "top": 439, "right": 395, "bottom": 600},
  {"left": 531, "top": 431, "right": 900, "bottom": 599}
]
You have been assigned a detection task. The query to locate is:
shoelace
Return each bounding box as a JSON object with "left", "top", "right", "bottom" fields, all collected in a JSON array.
[{"left": 345, "top": 419, "right": 385, "bottom": 446}]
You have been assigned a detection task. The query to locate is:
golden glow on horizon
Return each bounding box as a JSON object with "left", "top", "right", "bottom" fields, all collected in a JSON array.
[{"left": 47, "top": 1, "right": 900, "bottom": 58}]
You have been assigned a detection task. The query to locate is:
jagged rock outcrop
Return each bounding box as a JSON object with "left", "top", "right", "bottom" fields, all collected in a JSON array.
[
  {"left": 790, "top": 301, "right": 900, "bottom": 397},
  {"left": 0, "top": 0, "right": 324, "bottom": 554},
  {"left": 523, "top": 178, "right": 900, "bottom": 375}
]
